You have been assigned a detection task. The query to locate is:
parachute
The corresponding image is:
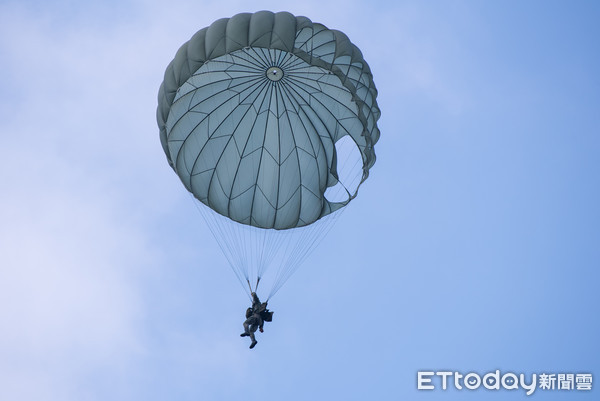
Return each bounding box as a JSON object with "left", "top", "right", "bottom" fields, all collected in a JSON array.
[{"left": 157, "top": 11, "right": 380, "bottom": 300}]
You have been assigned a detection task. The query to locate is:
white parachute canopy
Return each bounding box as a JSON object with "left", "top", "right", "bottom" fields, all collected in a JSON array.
[{"left": 157, "top": 11, "right": 380, "bottom": 299}]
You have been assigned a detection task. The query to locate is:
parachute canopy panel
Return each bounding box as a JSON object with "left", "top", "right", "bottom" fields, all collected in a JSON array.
[{"left": 158, "top": 11, "right": 380, "bottom": 229}]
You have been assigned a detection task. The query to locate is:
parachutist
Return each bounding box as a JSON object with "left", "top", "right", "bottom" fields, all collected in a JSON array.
[{"left": 240, "top": 292, "right": 273, "bottom": 349}]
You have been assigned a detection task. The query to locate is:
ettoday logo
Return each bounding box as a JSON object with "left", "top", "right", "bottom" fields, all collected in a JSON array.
[
  {"left": 417, "top": 371, "right": 593, "bottom": 395},
  {"left": 418, "top": 371, "right": 535, "bottom": 395}
]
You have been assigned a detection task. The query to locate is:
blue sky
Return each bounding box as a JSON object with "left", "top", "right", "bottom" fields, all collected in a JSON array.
[{"left": 1, "top": 1, "right": 598, "bottom": 400}]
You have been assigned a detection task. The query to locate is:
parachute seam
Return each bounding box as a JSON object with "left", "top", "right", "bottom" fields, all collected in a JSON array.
[
  {"left": 279, "top": 77, "right": 317, "bottom": 226},
  {"left": 279, "top": 73, "right": 336, "bottom": 199},
  {"left": 273, "top": 77, "right": 283, "bottom": 227},
  {"left": 248, "top": 79, "right": 276, "bottom": 228},
  {"left": 169, "top": 74, "right": 262, "bottom": 142},
  {"left": 184, "top": 74, "right": 270, "bottom": 205},
  {"left": 225, "top": 72, "right": 274, "bottom": 221},
  {"left": 278, "top": 78, "right": 325, "bottom": 165},
  {"left": 200, "top": 80, "right": 271, "bottom": 213},
  {"left": 182, "top": 78, "right": 266, "bottom": 179}
]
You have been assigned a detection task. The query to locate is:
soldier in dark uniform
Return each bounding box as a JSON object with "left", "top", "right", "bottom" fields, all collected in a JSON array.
[{"left": 240, "top": 292, "right": 273, "bottom": 349}]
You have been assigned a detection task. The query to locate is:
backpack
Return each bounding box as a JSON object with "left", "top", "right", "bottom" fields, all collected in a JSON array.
[{"left": 261, "top": 310, "right": 273, "bottom": 322}]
